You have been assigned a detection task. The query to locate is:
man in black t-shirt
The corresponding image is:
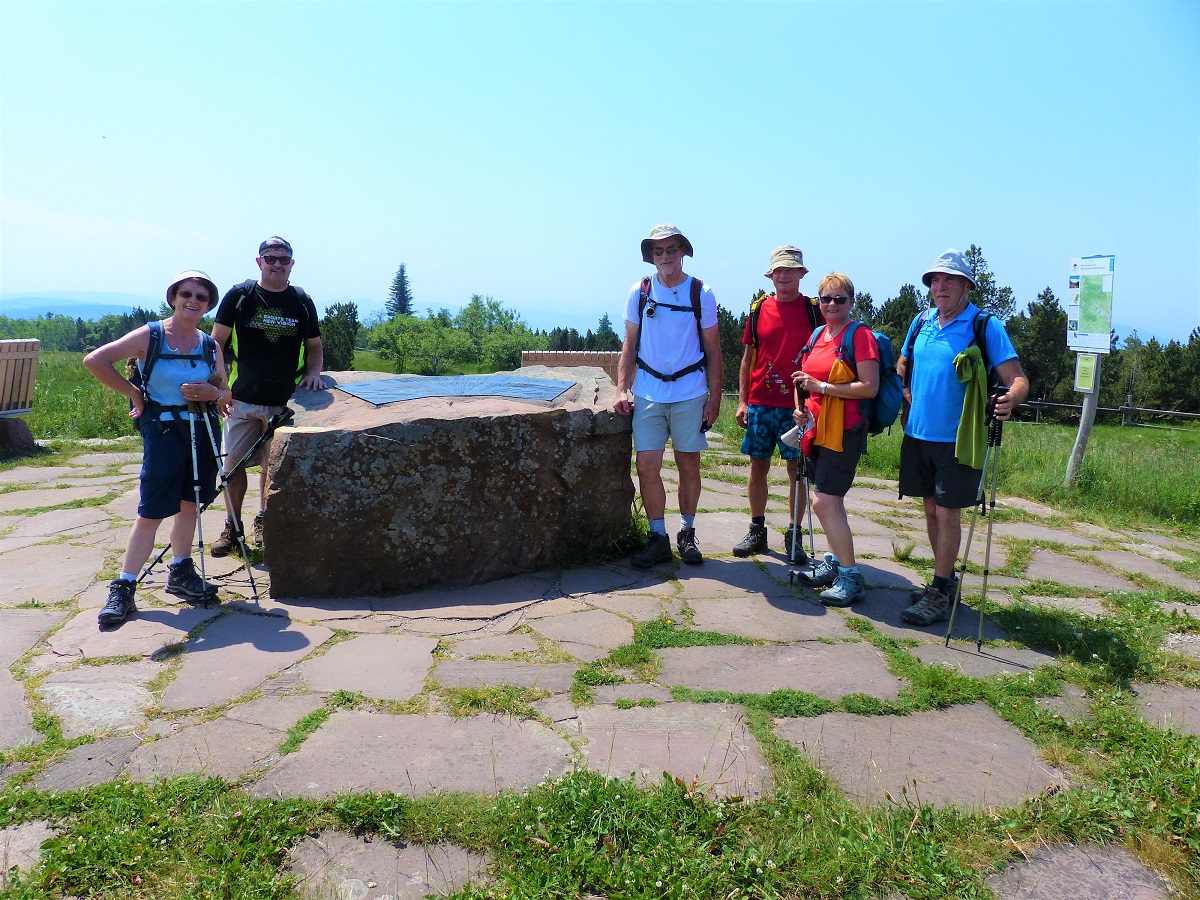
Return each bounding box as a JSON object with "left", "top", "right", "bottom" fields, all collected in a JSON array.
[{"left": 210, "top": 236, "right": 324, "bottom": 557}]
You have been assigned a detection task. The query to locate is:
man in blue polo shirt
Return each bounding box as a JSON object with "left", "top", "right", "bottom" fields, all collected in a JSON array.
[{"left": 897, "top": 249, "right": 1029, "bottom": 625}]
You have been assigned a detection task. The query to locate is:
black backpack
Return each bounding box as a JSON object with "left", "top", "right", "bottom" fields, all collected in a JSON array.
[
  {"left": 223, "top": 280, "right": 314, "bottom": 378},
  {"left": 901, "top": 308, "right": 994, "bottom": 392},
  {"left": 633, "top": 276, "right": 707, "bottom": 383}
]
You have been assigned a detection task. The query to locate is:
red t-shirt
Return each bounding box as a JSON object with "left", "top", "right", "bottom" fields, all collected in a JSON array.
[
  {"left": 741, "top": 294, "right": 821, "bottom": 408},
  {"left": 801, "top": 323, "right": 880, "bottom": 431}
]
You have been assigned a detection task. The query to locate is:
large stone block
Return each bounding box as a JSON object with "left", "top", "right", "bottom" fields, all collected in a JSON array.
[{"left": 266, "top": 367, "right": 633, "bottom": 597}]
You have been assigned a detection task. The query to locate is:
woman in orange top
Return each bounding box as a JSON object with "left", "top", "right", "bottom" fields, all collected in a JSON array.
[{"left": 791, "top": 273, "right": 880, "bottom": 606}]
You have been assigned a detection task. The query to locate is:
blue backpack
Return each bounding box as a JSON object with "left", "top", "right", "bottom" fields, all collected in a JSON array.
[{"left": 800, "top": 322, "right": 903, "bottom": 435}]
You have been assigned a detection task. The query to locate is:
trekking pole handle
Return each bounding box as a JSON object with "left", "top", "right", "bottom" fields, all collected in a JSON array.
[{"left": 985, "top": 388, "right": 1005, "bottom": 448}]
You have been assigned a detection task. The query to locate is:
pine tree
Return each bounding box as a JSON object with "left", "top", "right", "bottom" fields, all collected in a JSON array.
[{"left": 387, "top": 264, "right": 414, "bottom": 318}]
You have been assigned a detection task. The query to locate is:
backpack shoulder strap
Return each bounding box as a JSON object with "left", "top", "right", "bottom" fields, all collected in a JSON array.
[
  {"left": 800, "top": 324, "right": 827, "bottom": 361},
  {"left": 139, "top": 320, "right": 165, "bottom": 395},
  {"left": 805, "top": 294, "right": 821, "bottom": 330},
  {"left": 233, "top": 280, "right": 258, "bottom": 316},
  {"left": 637, "top": 277, "right": 653, "bottom": 321},
  {"left": 972, "top": 311, "right": 993, "bottom": 371},
  {"left": 748, "top": 293, "right": 769, "bottom": 349},
  {"left": 690, "top": 277, "right": 705, "bottom": 351},
  {"left": 840, "top": 321, "right": 862, "bottom": 374}
]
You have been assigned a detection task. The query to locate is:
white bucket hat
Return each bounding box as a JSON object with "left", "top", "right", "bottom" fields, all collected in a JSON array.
[
  {"left": 640, "top": 224, "right": 694, "bottom": 263},
  {"left": 922, "top": 249, "right": 976, "bottom": 288},
  {"left": 166, "top": 270, "right": 220, "bottom": 309}
]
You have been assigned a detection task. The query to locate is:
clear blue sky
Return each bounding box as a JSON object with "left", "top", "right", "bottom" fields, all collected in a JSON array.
[{"left": 2, "top": 0, "right": 1197, "bottom": 343}]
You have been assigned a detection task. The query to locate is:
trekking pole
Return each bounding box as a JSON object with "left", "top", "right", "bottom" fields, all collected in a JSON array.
[
  {"left": 186, "top": 403, "right": 215, "bottom": 604},
  {"left": 803, "top": 455, "right": 816, "bottom": 572},
  {"left": 198, "top": 404, "right": 259, "bottom": 602},
  {"left": 974, "top": 405, "right": 1005, "bottom": 650},
  {"left": 790, "top": 463, "right": 802, "bottom": 565}
]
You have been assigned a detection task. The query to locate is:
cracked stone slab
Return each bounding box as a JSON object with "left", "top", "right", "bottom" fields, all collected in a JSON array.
[
  {"left": 776, "top": 702, "right": 1068, "bottom": 809},
  {"left": 48, "top": 605, "right": 222, "bottom": 660},
  {"left": 528, "top": 609, "right": 634, "bottom": 650},
  {"left": 161, "top": 613, "right": 334, "bottom": 711},
  {"left": 251, "top": 710, "right": 572, "bottom": 798},
  {"left": 674, "top": 557, "right": 799, "bottom": 599},
  {"left": 985, "top": 521, "right": 1101, "bottom": 548},
  {"left": 35, "top": 734, "right": 142, "bottom": 791},
  {"left": 0, "top": 465, "right": 76, "bottom": 485},
  {"left": 984, "top": 843, "right": 1172, "bottom": 899},
  {"left": 558, "top": 641, "right": 610, "bottom": 662},
  {"left": 7, "top": 507, "right": 113, "bottom": 540},
  {"left": 1129, "top": 542, "right": 1188, "bottom": 563},
  {"left": 288, "top": 831, "right": 489, "bottom": 900},
  {"left": 454, "top": 634, "right": 539, "bottom": 657},
  {"left": 0, "top": 670, "right": 38, "bottom": 751},
  {"left": 1024, "top": 549, "right": 1137, "bottom": 592},
  {"left": 37, "top": 662, "right": 160, "bottom": 739},
  {"left": 0, "top": 484, "right": 116, "bottom": 513},
  {"left": 1133, "top": 682, "right": 1200, "bottom": 737},
  {"left": 657, "top": 642, "right": 903, "bottom": 701},
  {"left": 689, "top": 595, "right": 855, "bottom": 641},
  {"left": 0, "top": 544, "right": 108, "bottom": 606},
  {"left": 226, "top": 593, "right": 376, "bottom": 623},
  {"left": 1035, "top": 684, "right": 1091, "bottom": 723},
  {"left": 856, "top": 559, "right": 924, "bottom": 590},
  {"left": 0, "top": 820, "right": 56, "bottom": 887},
  {"left": 575, "top": 702, "right": 772, "bottom": 798},
  {"left": 592, "top": 684, "right": 673, "bottom": 704},
  {"left": 368, "top": 573, "right": 557, "bottom": 617},
  {"left": 299, "top": 633, "right": 437, "bottom": 700},
  {"left": 995, "top": 497, "right": 1061, "bottom": 519},
  {"left": 395, "top": 617, "right": 492, "bottom": 636},
  {"left": 533, "top": 695, "right": 578, "bottom": 723},
  {"left": 581, "top": 593, "right": 683, "bottom": 623},
  {"left": 1020, "top": 595, "right": 1109, "bottom": 618},
  {"left": 69, "top": 452, "right": 141, "bottom": 466},
  {"left": 0, "top": 609, "right": 66, "bottom": 666},
  {"left": 846, "top": 588, "right": 1008, "bottom": 643},
  {"left": 559, "top": 565, "right": 649, "bottom": 597},
  {"left": 102, "top": 486, "right": 141, "bottom": 519},
  {"left": 1086, "top": 549, "right": 1200, "bottom": 593},
  {"left": 434, "top": 660, "right": 576, "bottom": 693},
  {"left": 909, "top": 643, "right": 1059, "bottom": 678},
  {"left": 520, "top": 596, "right": 590, "bottom": 619}
]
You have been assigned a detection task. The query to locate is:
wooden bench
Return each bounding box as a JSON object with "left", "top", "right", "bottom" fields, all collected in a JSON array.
[
  {"left": 0, "top": 339, "right": 40, "bottom": 449},
  {"left": 521, "top": 350, "right": 619, "bottom": 384}
]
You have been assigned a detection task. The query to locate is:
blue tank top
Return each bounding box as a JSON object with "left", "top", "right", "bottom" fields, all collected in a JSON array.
[{"left": 138, "top": 329, "right": 216, "bottom": 421}]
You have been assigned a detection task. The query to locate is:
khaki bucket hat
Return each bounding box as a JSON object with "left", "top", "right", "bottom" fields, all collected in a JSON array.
[
  {"left": 640, "top": 224, "right": 694, "bottom": 263},
  {"left": 764, "top": 245, "right": 807, "bottom": 277}
]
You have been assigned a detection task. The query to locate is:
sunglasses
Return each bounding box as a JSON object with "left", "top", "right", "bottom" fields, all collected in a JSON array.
[
  {"left": 653, "top": 246, "right": 682, "bottom": 258},
  {"left": 818, "top": 295, "right": 851, "bottom": 305},
  {"left": 261, "top": 255, "right": 293, "bottom": 266}
]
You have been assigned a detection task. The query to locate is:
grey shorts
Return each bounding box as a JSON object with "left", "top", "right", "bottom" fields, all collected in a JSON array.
[
  {"left": 223, "top": 400, "right": 287, "bottom": 472},
  {"left": 631, "top": 394, "right": 708, "bottom": 453},
  {"left": 898, "top": 435, "right": 983, "bottom": 509}
]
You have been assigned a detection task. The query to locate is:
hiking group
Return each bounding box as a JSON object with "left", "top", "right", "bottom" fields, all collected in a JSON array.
[
  {"left": 617, "top": 225, "right": 1028, "bottom": 625},
  {"left": 85, "top": 237, "right": 325, "bottom": 628}
]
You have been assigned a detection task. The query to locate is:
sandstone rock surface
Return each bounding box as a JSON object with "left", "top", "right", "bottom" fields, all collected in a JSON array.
[{"left": 265, "top": 367, "right": 633, "bottom": 597}]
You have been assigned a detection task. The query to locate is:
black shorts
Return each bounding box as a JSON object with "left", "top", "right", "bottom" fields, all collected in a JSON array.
[
  {"left": 898, "top": 435, "right": 982, "bottom": 509},
  {"left": 809, "top": 427, "right": 866, "bottom": 497}
]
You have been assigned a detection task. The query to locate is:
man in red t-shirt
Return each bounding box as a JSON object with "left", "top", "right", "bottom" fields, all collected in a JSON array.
[{"left": 733, "top": 246, "right": 822, "bottom": 560}]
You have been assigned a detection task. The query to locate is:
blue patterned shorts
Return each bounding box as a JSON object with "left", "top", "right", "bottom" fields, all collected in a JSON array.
[{"left": 740, "top": 404, "right": 800, "bottom": 460}]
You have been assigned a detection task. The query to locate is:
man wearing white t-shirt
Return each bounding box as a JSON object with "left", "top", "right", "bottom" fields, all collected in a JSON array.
[{"left": 614, "top": 224, "right": 723, "bottom": 567}]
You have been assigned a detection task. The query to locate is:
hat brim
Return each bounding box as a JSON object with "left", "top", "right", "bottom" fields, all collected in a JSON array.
[
  {"left": 167, "top": 276, "right": 219, "bottom": 309},
  {"left": 922, "top": 268, "right": 975, "bottom": 289},
  {"left": 641, "top": 235, "right": 694, "bottom": 264},
  {"left": 765, "top": 264, "right": 808, "bottom": 278}
]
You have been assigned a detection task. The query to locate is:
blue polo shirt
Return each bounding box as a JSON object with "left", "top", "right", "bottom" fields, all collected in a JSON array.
[{"left": 904, "top": 303, "right": 1017, "bottom": 443}]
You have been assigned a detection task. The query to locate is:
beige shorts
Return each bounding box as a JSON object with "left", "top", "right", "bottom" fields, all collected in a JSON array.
[{"left": 223, "top": 400, "right": 287, "bottom": 473}]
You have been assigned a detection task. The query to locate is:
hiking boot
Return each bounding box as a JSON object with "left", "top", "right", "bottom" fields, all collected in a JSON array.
[
  {"left": 732, "top": 524, "right": 768, "bottom": 557},
  {"left": 210, "top": 519, "right": 244, "bottom": 559},
  {"left": 782, "top": 525, "right": 810, "bottom": 567},
  {"left": 252, "top": 513, "right": 264, "bottom": 547},
  {"left": 677, "top": 528, "right": 704, "bottom": 565},
  {"left": 631, "top": 532, "right": 673, "bottom": 569},
  {"left": 910, "top": 575, "right": 957, "bottom": 604},
  {"left": 166, "top": 558, "right": 217, "bottom": 600},
  {"left": 821, "top": 571, "right": 865, "bottom": 607},
  {"left": 98, "top": 579, "right": 136, "bottom": 628},
  {"left": 797, "top": 552, "right": 840, "bottom": 588},
  {"left": 900, "top": 585, "right": 951, "bottom": 626}
]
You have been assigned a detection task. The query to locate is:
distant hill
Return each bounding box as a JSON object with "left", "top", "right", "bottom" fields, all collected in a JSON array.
[{"left": 0, "top": 291, "right": 158, "bottom": 320}]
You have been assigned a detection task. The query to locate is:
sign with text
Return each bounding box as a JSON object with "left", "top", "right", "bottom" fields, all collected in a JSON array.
[
  {"left": 1074, "top": 353, "right": 1099, "bottom": 393},
  {"left": 1067, "top": 255, "right": 1115, "bottom": 353}
]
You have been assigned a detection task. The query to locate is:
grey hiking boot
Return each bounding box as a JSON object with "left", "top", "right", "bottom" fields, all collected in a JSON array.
[
  {"left": 252, "top": 513, "right": 264, "bottom": 547},
  {"left": 797, "top": 552, "right": 840, "bottom": 588},
  {"left": 166, "top": 558, "right": 217, "bottom": 600},
  {"left": 98, "top": 579, "right": 136, "bottom": 628},
  {"left": 210, "top": 518, "right": 243, "bottom": 558},
  {"left": 820, "top": 570, "right": 865, "bottom": 607},
  {"left": 677, "top": 528, "right": 704, "bottom": 565},
  {"left": 631, "top": 532, "right": 672, "bottom": 569},
  {"left": 732, "top": 524, "right": 768, "bottom": 557},
  {"left": 910, "top": 575, "right": 957, "bottom": 603},
  {"left": 900, "top": 585, "right": 951, "bottom": 625}
]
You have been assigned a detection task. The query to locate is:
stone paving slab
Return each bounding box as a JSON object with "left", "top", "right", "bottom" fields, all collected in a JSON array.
[
  {"left": 251, "top": 710, "right": 572, "bottom": 798},
  {"left": 909, "top": 644, "right": 1059, "bottom": 679},
  {"left": 37, "top": 662, "right": 159, "bottom": 739},
  {"left": 1087, "top": 549, "right": 1200, "bottom": 593},
  {"left": 559, "top": 564, "right": 650, "bottom": 597},
  {"left": 454, "top": 634, "right": 539, "bottom": 657},
  {"left": 70, "top": 452, "right": 141, "bottom": 466},
  {"left": 528, "top": 608, "right": 634, "bottom": 650},
  {"left": 1019, "top": 595, "right": 1109, "bottom": 618},
  {"left": 434, "top": 660, "right": 577, "bottom": 693},
  {"left": 1133, "top": 682, "right": 1200, "bottom": 737},
  {"left": 579, "top": 592, "right": 681, "bottom": 622},
  {"left": 575, "top": 702, "right": 772, "bottom": 798},
  {"left": 987, "top": 521, "right": 1101, "bottom": 548},
  {"left": 1025, "top": 549, "right": 1137, "bottom": 591},
  {"left": 102, "top": 486, "right": 141, "bottom": 519},
  {"left": 287, "top": 831, "right": 488, "bottom": 900},
  {"left": 674, "top": 557, "right": 798, "bottom": 599},
  {"left": 0, "top": 670, "right": 38, "bottom": 751},
  {"left": 776, "top": 702, "right": 1068, "bottom": 809},
  {"left": 591, "top": 684, "right": 674, "bottom": 704},
  {"left": 995, "top": 497, "right": 1061, "bottom": 519},
  {"left": 0, "top": 484, "right": 116, "bottom": 513},
  {"left": 48, "top": 605, "right": 222, "bottom": 660},
  {"left": 1129, "top": 541, "right": 1189, "bottom": 563},
  {"left": 0, "top": 820, "right": 56, "bottom": 887},
  {"left": 689, "top": 595, "right": 855, "bottom": 641},
  {"left": 847, "top": 588, "right": 1008, "bottom": 643},
  {"left": 6, "top": 507, "right": 113, "bottom": 539},
  {"left": 983, "top": 843, "right": 1173, "bottom": 899},
  {"left": 299, "top": 634, "right": 438, "bottom": 700},
  {"left": 0, "top": 609, "right": 66, "bottom": 666},
  {"left": 161, "top": 613, "right": 334, "bottom": 711},
  {"left": 0, "top": 465, "right": 76, "bottom": 484},
  {"left": 1164, "top": 632, "right": 1200, "bottom": 662},
  {"left": 35, "top": 734, "right": 142, "bottom": 791},
  {"left": 369, "top": 573, "right": 557, "bottom": 616},
  {"left": 855, "top": 559, "right": 924, "bottom": 590},
  {"left": 0, "top": 543, "right": 108, "bottom": 606},
  {"left": 1035, "top": 684, "right": 1091, "bottom": 723},
  {"left": 519, "top": 596, "right": 590, "bottom": 619},
  {"left": 657, "top": 642, "right": 904, "bottom": 701}
]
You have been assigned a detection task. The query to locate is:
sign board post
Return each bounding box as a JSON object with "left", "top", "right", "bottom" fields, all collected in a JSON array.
[{"left": 1064, "top": 256, "right": 1114, "bottom": 487}]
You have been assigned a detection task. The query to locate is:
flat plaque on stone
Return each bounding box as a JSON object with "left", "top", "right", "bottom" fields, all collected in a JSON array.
[{"left": 335, "top": 374, "right": 573, "bottom": 406}]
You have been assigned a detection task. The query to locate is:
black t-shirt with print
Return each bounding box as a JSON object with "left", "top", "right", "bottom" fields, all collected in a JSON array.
[{"left": 214, "top": 281, "right": 321, "bottom": 406}]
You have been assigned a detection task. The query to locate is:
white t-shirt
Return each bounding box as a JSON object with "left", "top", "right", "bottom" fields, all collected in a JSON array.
[{"left": 623, "top": 274, "right": 718, "bottom": 403}]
